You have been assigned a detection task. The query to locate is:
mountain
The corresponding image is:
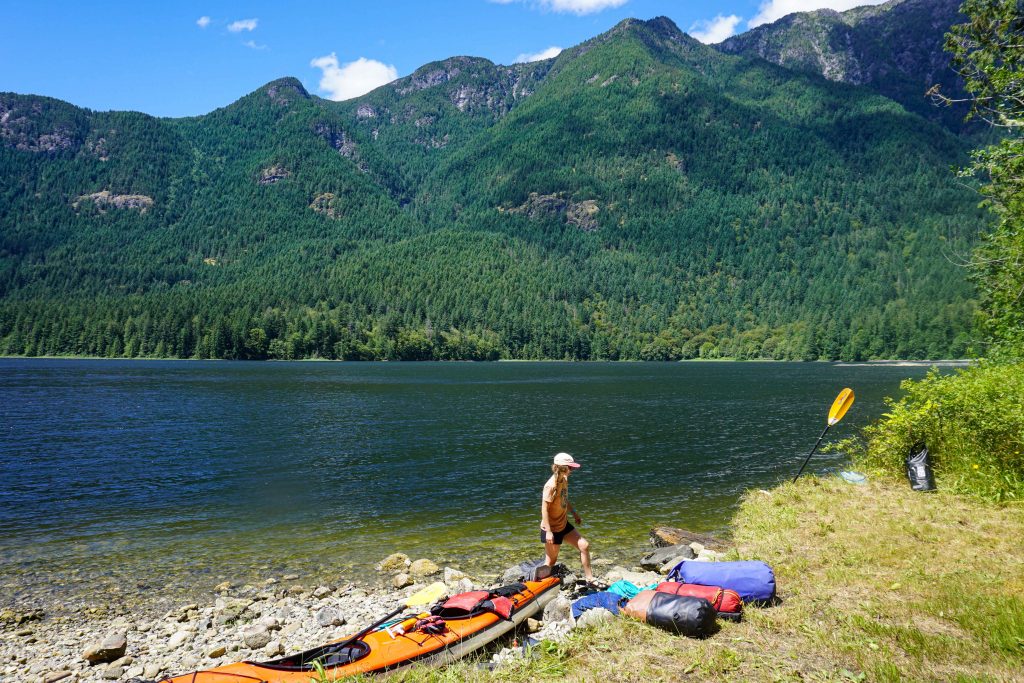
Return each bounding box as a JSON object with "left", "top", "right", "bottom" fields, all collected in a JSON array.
[
  {"left": 0, "top": 16, "right": 982, "bottom": 362},
  {"left": 717, "top": 0, "right": 969, "bottom": 131}
]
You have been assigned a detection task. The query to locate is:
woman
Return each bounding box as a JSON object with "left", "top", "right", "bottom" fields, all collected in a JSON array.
[{"left": 540, "top": 452, "right": 594, "bottom": 583}]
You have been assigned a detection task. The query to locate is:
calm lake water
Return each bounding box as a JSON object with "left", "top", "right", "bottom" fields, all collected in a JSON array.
[{"left": 0, "top": 359, "right": 937, "bottom": 608}]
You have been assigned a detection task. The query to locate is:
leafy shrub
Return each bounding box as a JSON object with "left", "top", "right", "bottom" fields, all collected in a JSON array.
[{"left": 842, "top": 362, "right": 1024, "bottom": 502}]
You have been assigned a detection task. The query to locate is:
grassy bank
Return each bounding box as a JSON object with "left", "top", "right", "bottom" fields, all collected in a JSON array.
[{"left": 385, "top": 477, "right": 1023, "bottom": 682}]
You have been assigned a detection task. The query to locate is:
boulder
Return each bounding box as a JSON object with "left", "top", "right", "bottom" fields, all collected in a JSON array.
[
  {"left": 242, "top": 624, "right": 272, "bottom": 650},
  {"left": 604, "top": 567, "right": 661, "bottom": 587},
  {"left": 542, "top": 596, "right": 572, "bottom": 624},
  {"left": 377, "top": 553, "right": 410, "bottom": 573},
  {"left": 83, "top": 633, "right": 127, "bottom": 665},
  {"left": 576, "top": 607, "right": 615, "bottom": 628},
  {"left": 166, "top": 631, "right": 191, "bottom": 650},
  {"left": 316, "top": 607, "right": 345, "bottom": 628},
  {"left": 640, "top": 544, "right": 693, "bottom": 570},
  {"left": 443, "top": 567, "right": 466, "bottom": 584},
  {"left": 409, "top": 559, "right": 440, "bottom": 578},
  {"left": 650, "top": 526, "right": 729, "bottom": 551}
]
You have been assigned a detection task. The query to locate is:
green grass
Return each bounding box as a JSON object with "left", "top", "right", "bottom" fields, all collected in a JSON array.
[{"left": 373, "top": 477, "right": 1023, "bottom": 682}]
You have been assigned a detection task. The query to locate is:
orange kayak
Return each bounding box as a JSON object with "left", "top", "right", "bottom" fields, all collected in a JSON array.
[{"left": 160, "top": 577, "right": 561, "bottom": 682}]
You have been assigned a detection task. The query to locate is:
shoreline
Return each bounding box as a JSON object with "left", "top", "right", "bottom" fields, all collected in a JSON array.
[{"left": 0, "top": 355, "right": 976, "bottom": 364}]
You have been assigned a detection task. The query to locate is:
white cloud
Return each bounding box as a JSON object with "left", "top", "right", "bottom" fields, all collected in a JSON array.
[
  {"left": 227, "top": 18, "right": 258, "bottom": 32},
  {"left": 196, "top": 16, "right": 211, "bottom": 29},
  {"left": 243, "top": 40, "right": 268, "bottom": 50},
  {"left": 514, "top": 46, "right": 563, "bottom": 63},
  {"left": 310, "top": 54, "right": 399, "bottom": 101},
  {"left": 491, "top": 0, "right": 628, "bottom": 15},
  {"left": 688, "top": 14, "right": 742, "bottom": 44},
  {"left": 749, "top": 0, "right": 887, "bottom": 28}
]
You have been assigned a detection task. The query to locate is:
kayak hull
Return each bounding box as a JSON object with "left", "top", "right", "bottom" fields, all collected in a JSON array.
[{"left": 160, "top": 577, "right": 561, "bottom": 682}]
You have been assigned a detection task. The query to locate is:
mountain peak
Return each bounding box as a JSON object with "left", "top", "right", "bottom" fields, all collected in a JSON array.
[{"left": 259, "top": 77, "right": 310, "bottom": 106}]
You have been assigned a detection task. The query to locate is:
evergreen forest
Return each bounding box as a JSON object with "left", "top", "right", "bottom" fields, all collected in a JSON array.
[{"left": 0, "top": 12, "right": 988, "bottom": 361}]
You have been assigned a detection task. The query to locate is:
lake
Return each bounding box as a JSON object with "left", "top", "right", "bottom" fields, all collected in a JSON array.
[{"left": 0, "top": 359, "right": 938, "bottom": 608}]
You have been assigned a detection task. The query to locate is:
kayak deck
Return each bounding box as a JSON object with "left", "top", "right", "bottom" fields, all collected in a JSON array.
[{"left": 160, "top": 576, "right": 561, "bottom": 682}]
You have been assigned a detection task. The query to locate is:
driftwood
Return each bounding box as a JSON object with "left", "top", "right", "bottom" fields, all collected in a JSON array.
[{"left": 650, "top": 526, "right": 730, "bottom": 551}]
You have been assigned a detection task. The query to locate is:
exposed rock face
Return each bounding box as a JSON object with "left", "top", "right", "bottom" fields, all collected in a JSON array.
[
  {"left": 356, "top": 104, "right": 377, "bottom": 119},
  {"left": 0, "top": 97, "right": 83, "bottom": 154},
  {"left": 717, "top": 0, "right": 967, "bottom": 130},
  {"left": 309, "top": 192, "right": 343, "bottom": 219},
  {"left": 72, "top": 190, "right": 154, "bottom": 213},
  {"left": 258, "top": 165, "right": 291, "bottom": 185},
  {"left": 314, "top": 123, "right": 358, "bottom": 159},
  {"left": 263, "top": 78, "right": 310, "bottom": 107},
  {"left": 507, "top": 192, "right": 600, "bottom": 232}
]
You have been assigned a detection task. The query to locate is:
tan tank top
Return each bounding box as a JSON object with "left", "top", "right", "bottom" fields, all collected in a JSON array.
[{"left": 542, "top": 476, "right": 569, "bottom": 532}]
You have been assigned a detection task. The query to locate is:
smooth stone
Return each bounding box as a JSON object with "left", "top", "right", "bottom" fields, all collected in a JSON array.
[
  {"left": 443, "top": 567, "right": 466, "bottom": 584},
  {"left": 100, "top": 664, "right": 123, "bottom": 680},
  {"left": 576, "top": 607, "right": 615, "bottom": 628},
  {"left": 313, "top": 586, "right": 332, "bottom": 599},
  {"left": 377, "top": 553, "right": 410, "bottom": 573},
  {"left": 166, "top": 631, "right": 190, "bottom": 650},
  {"left": 264, "top": 640, "right": 284, "bottom": 657},
  {"left": 640, "top": 544, "right": 693, "bottom": 570},
  {"left": 689, "top": 542, "right": 705, "bottom": 555},
  {"left": 282, "top": 574, "right": 299, "bottom": 581},
  {"left": 214, "top": 581, "right": 232, "bottom": 592},
  {"left": 41, "top": 672, "right": 72, "bottom": 683},
  {"left": 542, "top": 596, "right": 572, "bottom": 624},
  {"left": 259, "top": 616, "right": 282, "bottom": 631},
  {"left": 242, "top": 625, "right": 271, "bottom": 650},
  {"left": 208, "top": 645, "right": 227, "bottom": 658},
  {"left": 316, "top": 607, "right": 345, "bottom": 628},
  {"left": 409, "top": 559, "right": 440, "bottom": 578},
  {"left": 127, "top": 665, "right": 144, "bottom": 678},
  {"left": 526, "top": 618, "right": 542, "bottom": 633},
  {"left": 604, "top": 567, "right": 660, "bottom": 587},
  {"left": 392, "top": 573, "right": 412, "bottom": 589},
  {"left": 143, "top": 663, "right": 162, "bottom": 678}
]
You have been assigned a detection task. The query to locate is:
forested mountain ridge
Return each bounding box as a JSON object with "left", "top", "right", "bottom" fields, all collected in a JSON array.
[
  {"left": 0, "top": 14, "right": 983, "bottom": 361},
  {"left": 717, "top": 0, "right": 970, "bottom": 131}
]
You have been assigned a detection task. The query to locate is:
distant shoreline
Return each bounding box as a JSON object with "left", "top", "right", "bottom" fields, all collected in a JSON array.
[{"left": 0, "top": 355, "right": 976, "bottom": 365}]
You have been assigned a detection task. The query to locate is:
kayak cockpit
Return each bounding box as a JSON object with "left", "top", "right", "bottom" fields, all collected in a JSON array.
[{"left": 252, "top": 639, "right": 370, "bottom": 671}]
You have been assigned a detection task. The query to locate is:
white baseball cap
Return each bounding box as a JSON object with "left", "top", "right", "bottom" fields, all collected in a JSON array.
[{"left": 553, "top": 452, "right": 581, "bottom": 468}]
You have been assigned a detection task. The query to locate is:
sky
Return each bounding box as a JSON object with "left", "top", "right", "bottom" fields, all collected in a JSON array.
[{"left": 0, "top": 0, "right": 887, "bottom": 118}]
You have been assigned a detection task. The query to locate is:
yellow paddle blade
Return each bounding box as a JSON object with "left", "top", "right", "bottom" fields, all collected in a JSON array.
[
  {"left": 403, "top": 581, "right": 447, "bottom": 608},
  {"left": 827, "top": 388, "right": 855, "bottom": 426}
]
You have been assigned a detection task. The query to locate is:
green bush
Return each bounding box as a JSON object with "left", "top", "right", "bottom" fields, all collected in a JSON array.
[{"left": 843, "top": 362, "right": 1024, "bottom": 502}]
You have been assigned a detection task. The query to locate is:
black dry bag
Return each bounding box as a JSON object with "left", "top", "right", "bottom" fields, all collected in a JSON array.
[{"left": 905, "top": 442, "right": 936, "bottom": 492}]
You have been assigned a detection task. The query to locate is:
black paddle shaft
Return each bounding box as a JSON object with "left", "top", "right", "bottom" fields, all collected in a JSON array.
[
  {"left": 330, "top": 605, "right": 404, "bottom": 656},
  {"left": 793, "top": 425, "right": 831, "bottom": 483}
]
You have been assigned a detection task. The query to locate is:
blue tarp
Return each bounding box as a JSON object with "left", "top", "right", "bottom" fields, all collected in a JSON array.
[{"left": 571, "top": 591, "right": 628, "bottom": 619}]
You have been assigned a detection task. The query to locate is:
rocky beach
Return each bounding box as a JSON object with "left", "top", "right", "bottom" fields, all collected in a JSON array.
[{"left": 1, "top": 531, "right": 726, "bottom": 683}]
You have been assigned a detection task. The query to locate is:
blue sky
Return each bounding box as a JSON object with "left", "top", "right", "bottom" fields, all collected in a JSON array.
[{"left": 0, "top": 1, "right": 886, "bottom": 117}]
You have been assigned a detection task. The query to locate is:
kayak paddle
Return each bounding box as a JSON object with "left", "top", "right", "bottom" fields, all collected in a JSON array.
[
  {"left": 793, "top": 387, "right": 854, "bottom": 483},
  {"left": 330, "top": 581, "right": 447, "bottom": 655}
]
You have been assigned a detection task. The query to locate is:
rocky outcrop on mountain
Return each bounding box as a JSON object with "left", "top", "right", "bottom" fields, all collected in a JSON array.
[
  {"left": 263, "top": 78, "right": 310, "bottom": 107},
  {"left": 717, "top": 0, "right": 967, "bottom": 130},
  {"left": 72, "top": 191, "right": 153, "bottom": 213},
  {"left": 309, "top": 192, "right": 342, "bottom": 219},
  {"left": 0, "top": 96, "right": 85, "bottom": 154},
  {"left": 506, "top": 193, "right": 600, "bottom": 232},
  {"left": 258, "top": 165, "right": 291, "bottom": 185}
]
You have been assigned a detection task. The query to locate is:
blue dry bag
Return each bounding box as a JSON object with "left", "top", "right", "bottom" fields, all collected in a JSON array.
[{"left": 666, "top": 560, "right": 776, "bottom": 604}]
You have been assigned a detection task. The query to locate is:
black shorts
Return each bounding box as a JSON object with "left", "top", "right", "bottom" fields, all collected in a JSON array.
[{"left": 541, "top": 524, "right": 575, "bottom": 545}]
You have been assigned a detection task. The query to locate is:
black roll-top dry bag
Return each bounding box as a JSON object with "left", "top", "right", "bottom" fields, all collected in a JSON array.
[{"left": 905, "top": 442, "right": 936, "bottom": 492}]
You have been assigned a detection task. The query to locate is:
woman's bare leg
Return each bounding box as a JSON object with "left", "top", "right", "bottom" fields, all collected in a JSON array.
[{"left": 562, "top": 529, "right": 592, "bottom": 581}]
